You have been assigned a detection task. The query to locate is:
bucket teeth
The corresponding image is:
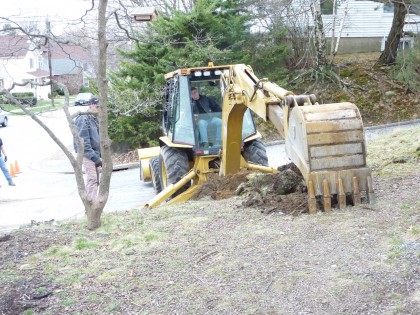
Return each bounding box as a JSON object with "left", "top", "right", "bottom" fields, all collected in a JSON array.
[
  {"left": 337, "top": 177, "right": 346, "bottom": 209},
  {"left": 366, "top": 176, "right": 375, "bottom": 204},
  {"left": 352, "top": 176, "right": 361, "bottom": 205},
  {"left": 308, "top": 180, "right": 317, "bottom": 214},
  {"left": 322, "top": 179, "right": 332, "bottom": 212},
  {"left": 306, "top": 174, "right": 374, "bottom": 213}
]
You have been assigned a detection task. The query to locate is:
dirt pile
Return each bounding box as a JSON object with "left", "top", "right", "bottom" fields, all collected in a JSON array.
[
  {"left": 194, "top": 163, "right": 308, "bottom": 215},
  {"left": 112, "top": 150, "right": 138, "bottom": 165}
]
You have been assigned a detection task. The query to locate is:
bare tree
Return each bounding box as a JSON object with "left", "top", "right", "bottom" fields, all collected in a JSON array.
[
  {"left": 377, "top": 0, "right": 411, "bottom": 65},
  {"left": 90, "top": 0, "right": 113, "bottom": 230},
  {"left": 0, "top": 0, "right": 127, "bottom": 230},
  {"left": 310, "top": 0, "right": 327, "bottom": 69}
]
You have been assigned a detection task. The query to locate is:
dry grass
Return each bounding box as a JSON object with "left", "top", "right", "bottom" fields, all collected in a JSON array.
[
  {"left": 1, "top": 127, "right": 419, "bottom": 315},
  {"left": 367, "top": 126, "right": 420, "bottom": 177}
]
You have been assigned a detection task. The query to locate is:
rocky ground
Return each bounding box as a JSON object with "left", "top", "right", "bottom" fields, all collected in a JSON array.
[
  {"left": 1, "top": 127, "right": 419, "bottom": 315},
  {"left": 0, "top": 174, "right": 418, "bottom": 315}
]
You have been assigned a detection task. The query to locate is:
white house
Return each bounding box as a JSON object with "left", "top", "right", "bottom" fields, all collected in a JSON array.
[
  {"left": 0, "top": 35, "right": 50, "bottom": 100},
  {"left": 263, "top": 0, "right": 420, "bottom": 54},
  {"left": 0, "top": 36, "right": 95, "bottom": 101},
  {"left": 322, "top": 0, "right": 420, "bottom": 53}
]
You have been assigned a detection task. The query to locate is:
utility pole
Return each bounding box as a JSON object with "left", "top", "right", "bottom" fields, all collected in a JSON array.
[{"left": 46, "top": 19, "right": 54, "bottom": 106}]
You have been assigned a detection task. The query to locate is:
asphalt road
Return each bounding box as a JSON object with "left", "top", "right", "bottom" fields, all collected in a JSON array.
[
  {"left": 0, "top": 110, "right": 155, "bottom": 233},
  {"left": 0, "top": 111, "right": 418, "bottom": 233}
]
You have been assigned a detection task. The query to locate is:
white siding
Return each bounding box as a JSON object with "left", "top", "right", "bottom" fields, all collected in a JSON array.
[
  {"left": 322, "top": 0, "right": 420, "bottom": 38},
  {"left": 0, "top": 49, "right": 49, "bottom": 100}
]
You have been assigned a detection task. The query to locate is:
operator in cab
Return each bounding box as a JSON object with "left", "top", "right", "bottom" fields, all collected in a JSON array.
[{"left": 191, "top": 87, "right": 222, "bottom": 147}]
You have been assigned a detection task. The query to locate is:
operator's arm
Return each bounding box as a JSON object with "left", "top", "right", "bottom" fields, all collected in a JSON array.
[
  {"left": 209, "top": 97, "right": 222, "bottom": 112},
  {"left": 75, "top": 116, "right": 100, "bottom": 162}
]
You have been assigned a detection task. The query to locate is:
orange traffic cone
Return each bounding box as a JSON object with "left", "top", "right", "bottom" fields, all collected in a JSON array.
[
  {"left": 14, "top": 160, "right": 20, "bottom": 173},
  {"left": 9, "top": 163, "right": 16, "bottom": 177}
]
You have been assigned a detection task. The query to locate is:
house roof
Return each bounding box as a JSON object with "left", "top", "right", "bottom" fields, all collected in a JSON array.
[
  {"left": 0, "top": 35, "right": 32, "bottom": 58},
  {"left": 50, "top": 59, "right": 83, "bottom": 75},
  {"left": 38, "top": 43, "right": 93, "bottom": 76},
  {"left": 41, "top": 44, "right": 90, "bottom": 61},
  {"left": 409, "top": 5, "right": 420, "bottom": 15},
  {"left": 27, "top": 69, "right": 50, "bottom": 78}
]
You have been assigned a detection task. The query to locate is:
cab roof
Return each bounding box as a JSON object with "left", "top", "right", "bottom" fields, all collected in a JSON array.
[{"left": 164, "top": 63, "right": 232, "bottom": 80}]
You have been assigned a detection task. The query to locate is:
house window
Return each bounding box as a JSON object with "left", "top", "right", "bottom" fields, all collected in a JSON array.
[
  {"left": 83, "top": 79, "right": 89, "bottom": 87},
  {"left": 321, "top": 0, "right": 335, "bottom": 15},
  {"left": 384, "top": 3, "right": 393, "bottom": 13},
  {"left": 399, "top": 38, "right": 411, "bottom": 50},
  {"left": 0, "top": 79, "right": 3, "bottom": 89},
  {"left": 29, "top": 58, "right": 34, "bottom": 69}
]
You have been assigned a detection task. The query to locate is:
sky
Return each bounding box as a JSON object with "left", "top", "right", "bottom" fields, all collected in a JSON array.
[{"left": 0, "top": 0, "right": 94, "bottom": 33}]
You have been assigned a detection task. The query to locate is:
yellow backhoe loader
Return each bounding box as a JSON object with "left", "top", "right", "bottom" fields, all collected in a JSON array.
[{"left": 138, "top": 63, "right": 375, "bottom": 212}]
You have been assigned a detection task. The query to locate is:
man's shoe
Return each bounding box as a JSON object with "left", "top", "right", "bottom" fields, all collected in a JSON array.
[{"left": 8, "top": 182, "right": 16, "bottom": 186}]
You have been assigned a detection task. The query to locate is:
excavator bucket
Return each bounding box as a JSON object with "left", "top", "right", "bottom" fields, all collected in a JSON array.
[{"left": 285, "top": 102, "right": 375, "bottom": 212}]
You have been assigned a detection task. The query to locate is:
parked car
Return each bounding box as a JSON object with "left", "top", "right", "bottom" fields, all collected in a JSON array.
[
  {"left": 0, "top": 109, "right": 8, "bottom": 127},
  {"left": 74, "top": 93, "right": 96, "bottom": 106}
]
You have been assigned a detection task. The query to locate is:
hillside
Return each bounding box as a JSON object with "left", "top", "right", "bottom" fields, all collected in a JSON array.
[
  {"left": 1, "top": 126, "right": 419, "bottom": 314},
  {"left": 258, "top": 52, "right": 420, "bottom": 142},
  {"left": 302, "top": 53, "right": 419, "bottom": 125}
]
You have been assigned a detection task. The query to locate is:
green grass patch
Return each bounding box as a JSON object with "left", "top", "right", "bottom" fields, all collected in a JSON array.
[
  {"left": 408, "top": 225, "right": 420, "bottom": 236},
  {"left": 144, "top": 233, "right": 159, "bottom": 242},
  {"left": 61, "top": 299, "right": 76, "bottom": 307},
  {"left": 74, "top": 237, "right": 100, "bottom": 250},
  {"left": 367, "top": 126, "right": 420, "bottom": 177},
  {"left": 45, "top": 245, "right": 73, "bottom": 258},
  {"left": 389, "top": 238, "right": 404, "bottom": 246},
  {"left": 387, "top": 238, "right": 404, "bottom": 259}
]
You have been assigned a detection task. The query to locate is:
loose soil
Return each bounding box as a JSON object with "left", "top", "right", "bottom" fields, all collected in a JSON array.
[{"left": 194, "top": 163, "right": 308, "bottom": 216}]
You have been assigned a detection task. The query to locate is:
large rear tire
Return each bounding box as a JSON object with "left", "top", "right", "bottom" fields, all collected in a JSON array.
[
  {"left": 243, "top": 139, "right": 269, "bottom": 166},
  {"left": 159, "top": 145, "right": 190, "bottom": 196},
  {"left": 149, "top": 157, "right": 162, "bottom": 194}
]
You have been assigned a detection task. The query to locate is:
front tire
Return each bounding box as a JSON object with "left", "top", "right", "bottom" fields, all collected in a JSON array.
[
  {"left": 1, "top": 117, "right": 8, "bottom": 127},
  {"left": 243, "top": 139, "right": 269, "bottom": 166},
  {"left": 159, "top": 145, "right": 190, "bottom": 197},
  {"left": 149, "top": 157, "right": 162, "bottom": 194}
]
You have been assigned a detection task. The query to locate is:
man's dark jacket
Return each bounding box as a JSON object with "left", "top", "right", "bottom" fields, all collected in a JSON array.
[
  {"left": 74, "top": 114, "right": 101, "bottom": 163},
  {"left": 192, "top": 95, "right": 221, "bottom": 114}
]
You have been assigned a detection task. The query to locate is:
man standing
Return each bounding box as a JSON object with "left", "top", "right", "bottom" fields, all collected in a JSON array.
[
  {"left": 0, "top": 138, "right": 16, "bottom": 187},
  {"left": 74, "top": 98, "right": 101, "bottom": 201}
]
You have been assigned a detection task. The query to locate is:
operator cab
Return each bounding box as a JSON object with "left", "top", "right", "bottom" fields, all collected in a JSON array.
[{"left": 162, "top": 66, "right": 257, "bottom": 155}]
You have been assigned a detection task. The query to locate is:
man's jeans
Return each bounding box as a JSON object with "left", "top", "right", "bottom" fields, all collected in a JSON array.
[
  {"left": 0, "top": 155, "right": 13, "bottom": 184},
  {"left": 198, "top": 117, "right": 222, "bottom": 143},
  {"left": 83, "top": 157, "right": 100, "bottom": 201}
]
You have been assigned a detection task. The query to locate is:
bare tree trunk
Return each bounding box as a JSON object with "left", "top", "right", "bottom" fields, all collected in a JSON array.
[
  {"left": 330, "top": 0, "right": 337, "bottom": 56},
  {"left": 377, "top": 1, "right": 409, "bottom": 66},
  {"left": 333, "top": 0, "right": 350, "bottom": 57},
  {"left": 84, "top": 0, "right": 113, "bottom": 231},
  {"left": 310, "top": 0, "right": 327, "bottom": 69}
]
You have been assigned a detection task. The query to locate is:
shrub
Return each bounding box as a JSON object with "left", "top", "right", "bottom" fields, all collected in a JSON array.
[
  {"left": 11, "top": 92, "right": 37, "bottom": 107},
  {"left": 392, "top": 39, "right": 420, "bottom": 94}
]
